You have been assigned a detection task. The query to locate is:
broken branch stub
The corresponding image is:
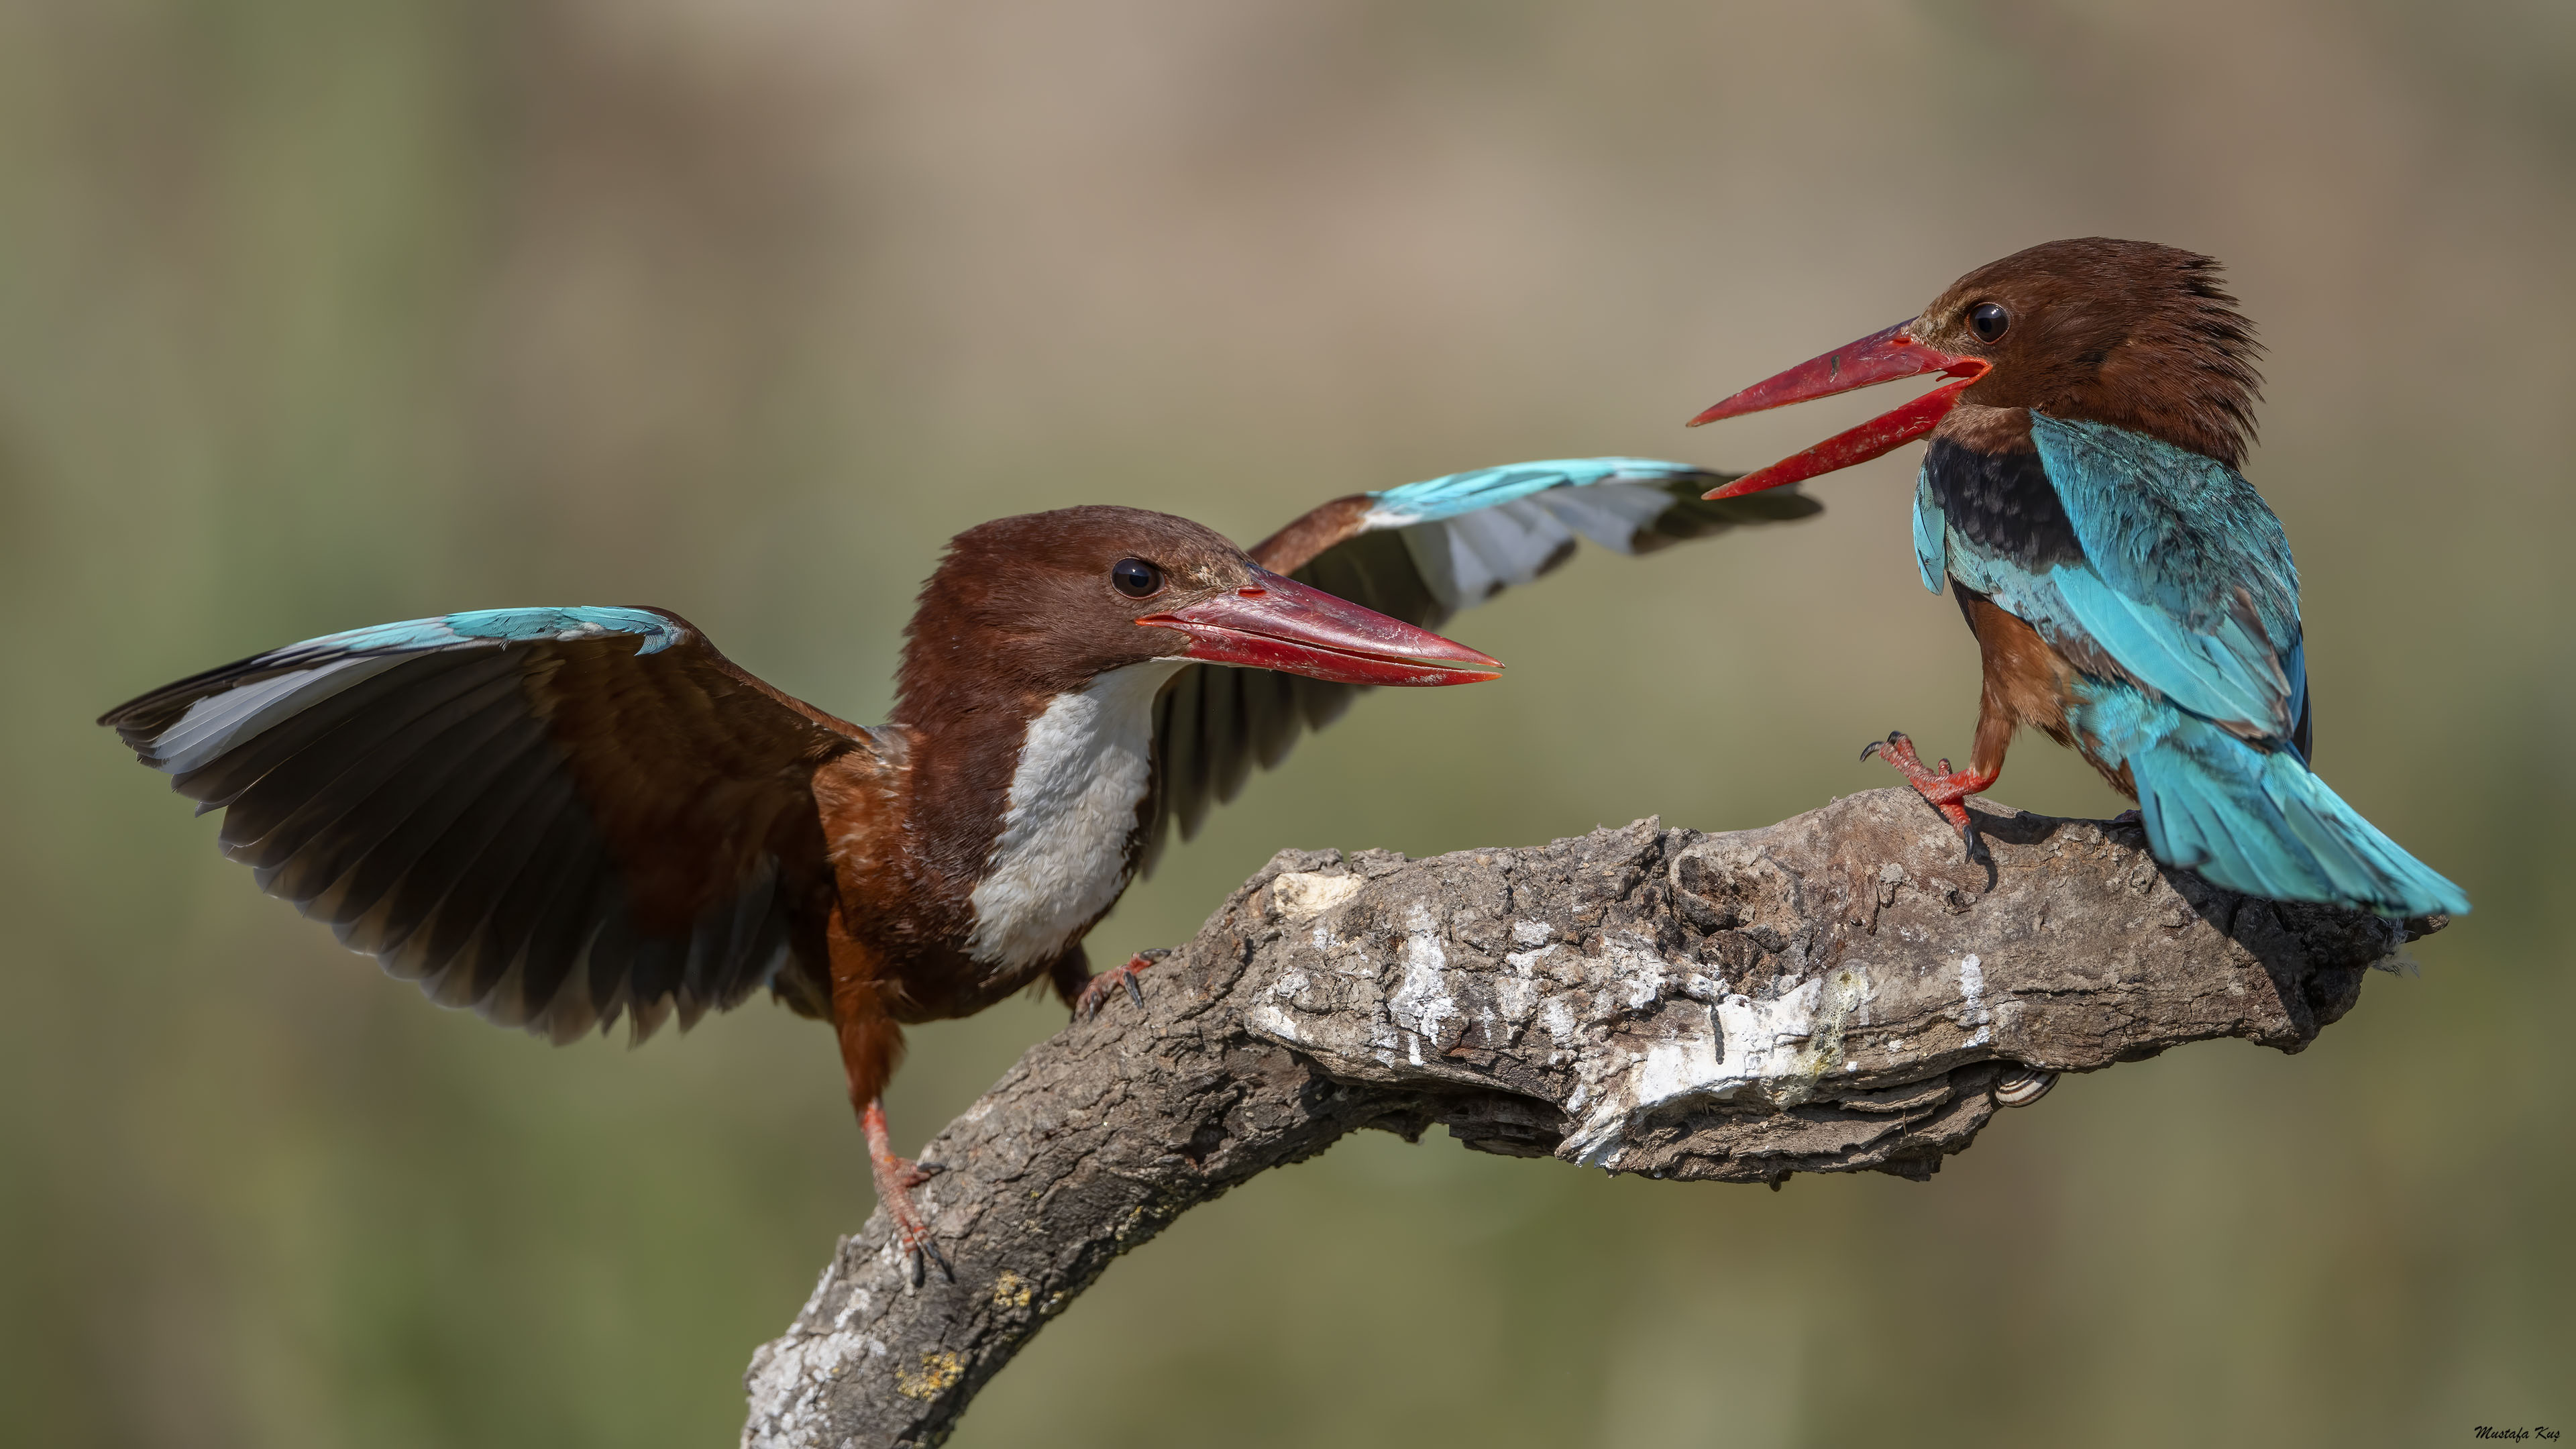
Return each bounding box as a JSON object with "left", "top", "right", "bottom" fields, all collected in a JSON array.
[{"left": 743, "top": 788, "right": 2435, "bottom": 1448}]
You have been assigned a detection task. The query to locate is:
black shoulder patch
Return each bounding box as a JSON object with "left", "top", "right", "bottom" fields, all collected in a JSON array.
[{"left": 1923, "top": 438, "right": 2084, "bottom": 569}]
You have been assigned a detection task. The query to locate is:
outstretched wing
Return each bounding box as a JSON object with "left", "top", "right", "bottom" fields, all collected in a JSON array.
[
  {"left": 101, "top": 606, "right": 874, "bottom": 1042},
  {"left": 1926, "top": 417, "right": 2310, "bottom": 754},
  {"left": 1146, "top": 459, "right": 1821, "bottom": 865}
]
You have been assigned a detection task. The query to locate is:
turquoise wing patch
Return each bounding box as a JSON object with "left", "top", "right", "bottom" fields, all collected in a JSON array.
[
  {"left": 1911, "top": 468, "right": 1947, "bottom": 594},
  {"left": 311, "top": 606, "right": 686, "bottom": 656},
  {"left": 1362, "top": 458, "right": 1718, "bottom": 528},
  {"left": 2029, "top": 416, "right": 2299, "bottom": 642},
  {"left": 2048, "top": 565, "right": 2297, "bottom": 733},
  {"left": 1361, "top": 458, "right": 1733, "bottom": 611},
  {"left": 2026, "top": 416, "right": 2306, "bottom": 741}
]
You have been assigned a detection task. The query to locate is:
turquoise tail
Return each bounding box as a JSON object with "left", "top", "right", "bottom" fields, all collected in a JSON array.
[{"left": 2129, "top": 716, "right": 2469, "bottom": 918}]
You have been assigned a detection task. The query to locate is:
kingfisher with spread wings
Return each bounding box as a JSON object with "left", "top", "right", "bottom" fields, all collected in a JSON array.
[
  {"left": 1691, "top": 237, "right": 2465, "bottom": 921},
  {"left": 101, "top": 462, "right": 1814, "bottom": 1277}
]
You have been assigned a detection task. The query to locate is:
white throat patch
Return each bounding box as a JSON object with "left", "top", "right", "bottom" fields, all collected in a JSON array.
[{"left": 965, "top": 658, "right": 1184, "bottom": 971}]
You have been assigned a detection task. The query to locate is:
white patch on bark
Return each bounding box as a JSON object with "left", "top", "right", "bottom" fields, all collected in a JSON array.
[
  {"left": 1271, "top": 871, "right": 1362, "bottom": 917},
  {"left": 1387, "top": 902, "right": 1456, "bottom": 1065},
  {"left": 1562, "top": 965, "right": 1874, "bottom": 1167}
]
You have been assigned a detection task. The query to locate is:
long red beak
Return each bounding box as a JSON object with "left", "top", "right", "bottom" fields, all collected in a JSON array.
[
  {"left": 1140, "top": 570, "right": 1503, "bottom": 686},
  {"left": 1686, "top": 319, "right": 1990, "bottom": 499}
]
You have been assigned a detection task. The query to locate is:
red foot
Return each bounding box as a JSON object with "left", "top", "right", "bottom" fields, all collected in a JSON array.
[
  {"left": 863, "top": 1099, "right": 950, "bottom": 1287},
  {"left": 1075, "top": 948, "right": 1169, "bottom": 1021},
  {"left": 1862, "top": 731, "right": 1998, "bottom": 851}
]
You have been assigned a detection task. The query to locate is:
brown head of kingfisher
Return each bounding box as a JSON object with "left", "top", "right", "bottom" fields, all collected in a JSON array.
[
  {"left": 1690, "top": 237, "right": 2466, "bottom": 921},
  {"left": 100, "top": 459, "right": 1816, "bottom": 1279}
]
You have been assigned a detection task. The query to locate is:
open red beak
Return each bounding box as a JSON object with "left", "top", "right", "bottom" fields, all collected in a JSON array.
[
  {"left": 1686, "top": 319, "right": 1990, "bottom": 499},
  {"left": 1140, "top": 570, "right": 1503, "bottom": 687}
]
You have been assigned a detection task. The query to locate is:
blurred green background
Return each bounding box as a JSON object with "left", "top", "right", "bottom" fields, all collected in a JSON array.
[{"left": 5, "top": 2, "right": 2569, "bottom": 1445}]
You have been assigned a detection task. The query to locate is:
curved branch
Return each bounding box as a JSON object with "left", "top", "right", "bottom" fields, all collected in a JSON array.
[{"left": 740, "top": 788, "right": 2437, "bottom": 1448}]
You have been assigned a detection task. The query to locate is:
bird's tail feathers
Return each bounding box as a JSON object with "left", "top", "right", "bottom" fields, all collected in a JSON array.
[{"left": 2133, "top": 719, "right": 2469, "bottom": 918}]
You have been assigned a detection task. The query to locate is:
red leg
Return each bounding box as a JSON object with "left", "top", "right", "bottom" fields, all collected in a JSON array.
[
  {"left": 1073, "top": 948, "right": 1171, "bottom": 1021},
  {"left": 862, "top": 1098, "right": 949, "bottom": 1286},
  {"left": 827, "top": 912, "right": 947, "bottom": 1285},
  {"left": 1862, "top": 731, "right": 2000, "bottom": 843}
]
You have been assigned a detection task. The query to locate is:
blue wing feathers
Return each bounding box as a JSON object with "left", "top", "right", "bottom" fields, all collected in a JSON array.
[
  {"left": 1349, "top": 457, "right": 1814, "bottom": 615},
  {"left": 1364, "top": 458, "right": 1719, "bottom": 523},
  {"left": 2027, "top": 417, "right": 2306, "bottom": 741},
  {"left": 311, "top": 606, "right": 685, "bottom": 657},
  {"left": 2029, "top": 418, "right": 2298, "bottom": 642},
  {"left": 1936, "top": 418, "right": 2307, "bottom": 743},
  {"left": 2047, "top": 566, "right": 2294, "bottom": 731},
  {"left": 1370, "top": 460, "right": 1724, "bottom": 606},
  {"left": 1911, "top": 473, "right": 1947, "bottom": 594}
]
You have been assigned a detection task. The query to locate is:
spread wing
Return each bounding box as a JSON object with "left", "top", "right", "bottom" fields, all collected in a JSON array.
[
  {"left": 1145, "top": 459, "right": 1821, "bottom": 866},
  {"left": 100, "top": 606, "right": 874, "bottom": 1042},
  {"left": 1922, "top": 417, "right": 2310, "bottom": 754}
]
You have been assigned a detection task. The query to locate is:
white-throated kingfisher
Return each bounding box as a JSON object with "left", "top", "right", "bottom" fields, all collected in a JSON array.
[
  {"left": 1691, "top": 237, "right": 2466, "bottom": 921},
  {"left": 101, "top": 462, "right": 1815, "bottom": 1277}
]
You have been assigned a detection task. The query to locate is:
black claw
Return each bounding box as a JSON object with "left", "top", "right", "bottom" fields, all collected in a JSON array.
[
  {"left": 1859, "top": 741, "right": 1882, "bottom": 762},
  {"left": 899, "top": 1231, "right": 953, "bottom": 1290},
  {"left": 1123, "top": 973, "right": 1144, "bottom": 1008}
]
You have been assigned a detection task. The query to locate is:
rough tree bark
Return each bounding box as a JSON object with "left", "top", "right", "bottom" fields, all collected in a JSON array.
[{"left": 739, "top": 788, "right": 2437, "bottom": 1448}]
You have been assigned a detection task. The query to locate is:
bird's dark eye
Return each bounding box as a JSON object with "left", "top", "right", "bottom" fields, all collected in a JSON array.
[
  {"left": 1969, "top": 301, "right": 2010, "bottom": 343},
  {"left": 1110, "top": 557, "right": 1165, "bottom": 599}
]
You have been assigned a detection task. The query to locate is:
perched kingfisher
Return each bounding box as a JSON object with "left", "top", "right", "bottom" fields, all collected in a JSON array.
[
  {"left": 101, "top": 462, "right": 1814, "bottom": 1275},
  {"left": 1690, "top": 237, "right": 2466, "bottom": 920}
]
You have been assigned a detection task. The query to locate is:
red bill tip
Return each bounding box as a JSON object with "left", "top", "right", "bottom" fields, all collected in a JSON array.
[
  {"left": 1703, "top": 374, "right": 1984, "bottom": 498},
  {"left": 1688, "top": 318, "right": 1988, "bottom": 496}
]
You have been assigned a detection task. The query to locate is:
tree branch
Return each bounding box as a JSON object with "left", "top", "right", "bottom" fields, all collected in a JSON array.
[{"left": 739, "top": 788, "right": 2438, "bottom": 1448}]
